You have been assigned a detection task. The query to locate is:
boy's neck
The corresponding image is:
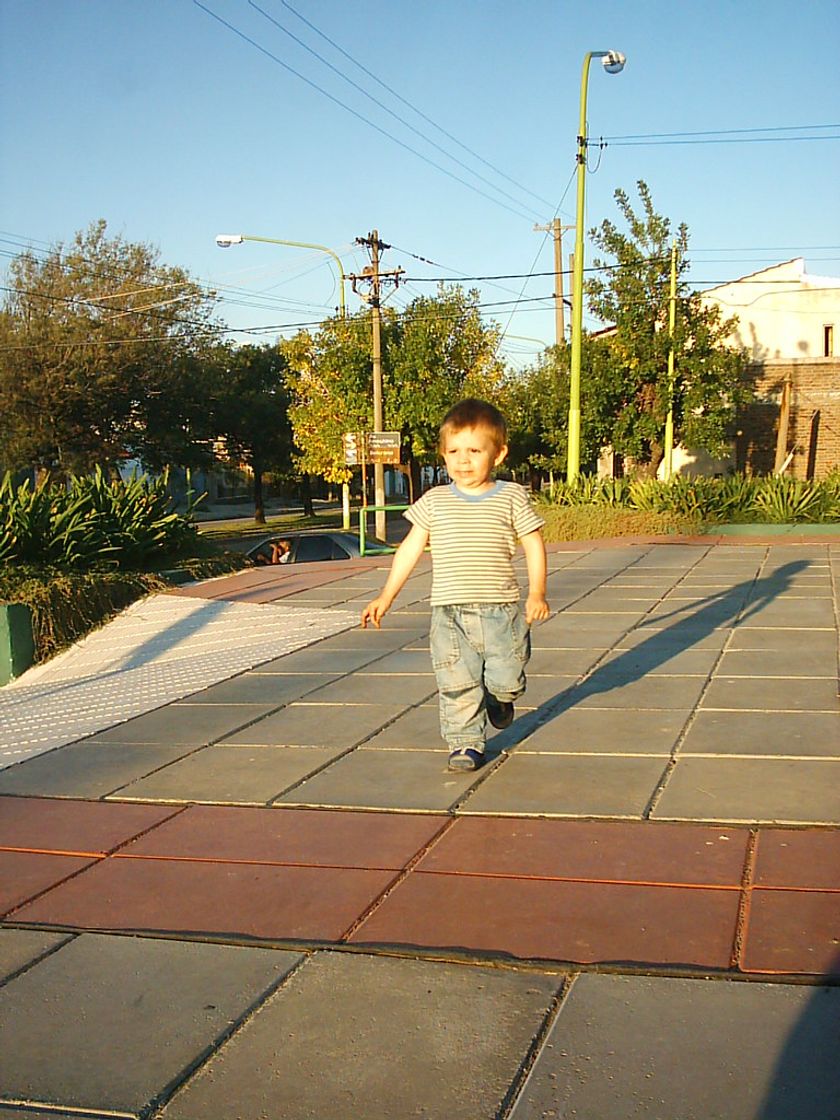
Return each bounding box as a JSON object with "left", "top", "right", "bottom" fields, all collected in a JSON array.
[{"left": 451, "top": 478, "right": 498, "bottom": 496}]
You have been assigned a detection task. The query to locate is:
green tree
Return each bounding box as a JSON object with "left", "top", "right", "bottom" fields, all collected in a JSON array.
[
  {"left": 586, "top": 181, "right": 748, "bottom": 475},
  {"left": 0, "top": 220, "right": 220, "bottom": 476},
  {"left": 210, "top": 342, "right": 294, "bottom": 523}
]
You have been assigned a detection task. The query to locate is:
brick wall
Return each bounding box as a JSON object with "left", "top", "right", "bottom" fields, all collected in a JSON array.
[{"left": 737, "top": 358, "right": 840, "bottom": 479}]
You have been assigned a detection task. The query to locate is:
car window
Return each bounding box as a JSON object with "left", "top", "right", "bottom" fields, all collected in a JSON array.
[
  {"left": 331, "top": 539, "right": 352, "bottom": 560},
  {"left": 294, "top": 535, "right": 336, "bottom": 563}
]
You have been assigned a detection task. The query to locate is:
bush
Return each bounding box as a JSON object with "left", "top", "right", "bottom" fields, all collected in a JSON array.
[{"left": 539, "top": 504, "right": 702, "bottom": 543}]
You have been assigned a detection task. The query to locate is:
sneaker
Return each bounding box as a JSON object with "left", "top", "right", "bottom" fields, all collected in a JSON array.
[
  {"left": 485, "top": 692, "right": 514, "bottom": 729},
  {"left": 448, "top": 747, "right": 484, "bottom": 772}
]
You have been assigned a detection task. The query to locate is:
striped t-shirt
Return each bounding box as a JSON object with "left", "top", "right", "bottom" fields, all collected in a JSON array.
[{"left": 405, "top": 481, "right": 544, "bottom": 606}]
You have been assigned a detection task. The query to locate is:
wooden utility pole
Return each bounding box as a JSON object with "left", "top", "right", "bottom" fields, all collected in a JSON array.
[
  {"left": 774, "top": 376, "right": 793, "bottom": 474},
  {"left": 534, "top": 219, "right": 573, "bottom": 346},
  {"left": 350, "top": 231, "right": 404, "bottom": 541}
]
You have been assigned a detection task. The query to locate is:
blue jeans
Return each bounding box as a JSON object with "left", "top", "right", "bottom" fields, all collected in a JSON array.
[{"left": 429, "top": 603, "right": 531, "bottom": 753}]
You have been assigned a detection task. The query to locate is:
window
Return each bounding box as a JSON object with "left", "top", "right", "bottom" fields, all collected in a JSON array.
[{"left": 825, "top": 324, "right": 835, "bottom": 357}]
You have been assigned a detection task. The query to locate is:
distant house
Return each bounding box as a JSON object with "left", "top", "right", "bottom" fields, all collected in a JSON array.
[{"left": 699, "top": 259, "right": 840, "bottom": 478}]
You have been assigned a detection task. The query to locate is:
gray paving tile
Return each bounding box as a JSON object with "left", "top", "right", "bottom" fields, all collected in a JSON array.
[
  {"left": 175, "top": 672, "right": 337, "bottom": 705},
  {"left": 526, "top": 647, "right": 604, "bottom": 675},
  {"left": 518, "top": 707, "right": 690, "bottom": 755},
  {"left": 728, "top": 626, "right": 838, "bottom": 651},
  {"left": 680, "top": 710, "right": 840, "bottom": 757},
  {"left": 251, "top": 647, "right": 382, "bottom": 673},
  {"left": 517, "top": 675, "right": 578, "bottom": 708},
  {"left": 654, "top": 757, "right": 840, "bottom": 824},
  {"left": 616, "top": 627, "right": 730, "bottom": 650},
  {"left": 0, "top": 928, "right": 71, "bottom": 982},
  {"left": 305, "top": 674, "right": 436, "bottom": 705},
  {"left": 363, "top": 704, "right": 515, "bottom": 754},
  {"left": 85, "top": 703, "right": 261, "bottom": 745},
  {"left": 460, "top": 754, "right": 667, "bottom": 818},
  {"left": 0, "top": 932, "right": 301, "bottom": 1115},
  {"left": 305, "top": 627, "right": 428, "bottom": 651},
  {"left": 0, "top": 743, "right": 193, "bottom": 798},
  {"left": 741, "top": 601, "right": 838, "bottom": 627},
  {"left": 510, "top": 972, "right": 840, "bottom": 1120},
  {"left": 221, "top": 702, "right": 408, "bottom": 747},
  {"left": 702, "top": 677, "right": 839, "bottom": 712},
  {"left": 571, "top": 674, "right": 708, "bottom": 709},
  {"left": 598, "top": 646, "right": 720, "bottom": 675},
  {"left": 531, "top": 626, "right": 625, "bottom": 650},
  {"left": 111, "top": 744, "right": 343, "bottom": 804},
  {"left": 275, "top": 748, "right": 481, "bottom": 811},
  {"left": 357, "top": 649, "right": 435, "bottom": 674},
  {"left": 161, "top": 951, "right": 562, "bottom": 1120},
  {"left": 718, "top": 649, "right": 836, "bottom": 677}
]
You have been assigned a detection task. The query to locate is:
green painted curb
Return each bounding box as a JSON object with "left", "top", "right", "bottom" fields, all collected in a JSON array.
[
  {"left": 0, "top": 602, "right": 35, "bottom": 686},
  {"left": 703, "top": 523, "right": 840, "bottom": 537}
]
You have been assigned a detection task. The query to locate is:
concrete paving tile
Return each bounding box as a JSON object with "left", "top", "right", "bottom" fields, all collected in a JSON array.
[
  {"left": 570, "top": 673, "right": 708, "bottom": 709},
  {"left": 0, "top": 851, "right": 98, "bottom": 916},
  {"left": 742, "top": 601, "right": 837, "bottom": 626},
  {"left": 718, "top": 648, "right": 836, "bottom": 676},
  {"left": 111, "top": 744, "right": 343, "bottom": 804},
  {"left": 742, "top": 890, "right": 840, "bottom": 976},
  {"left": 12, "top": 857, "right": 395, "bottom": 942},
  {"left": 616, "top": 627, "right": 730, "bottom": 650},
  {"left": 516, "top": 674, "right": 578, "bottom": 708},
  {"left": 160, "top": 951, "right": 562, "bottom": 1120},
  {"left": 275, "top": 748, "right": 482, "bottom": 811},
  {"left": 0, "top": 796, "right": 181, "bottom": 855},
  {"left": 460, "top": 754, "right": 667, "bottom": 817},
  {"left": 0, "top": 743, "right": 194, "bottom": 799},
  {"left": 0, "top": 932, "right": 301, "bottom": 1115},
  {"left": 357, "top": 649, "right": 434, "bottom": 673},
  {"left": 221, "top": 701, "right": 406, "bottom": 747},
  {"left": 84, "top": 703, "right": 261, "bottom": 745},
  {"left": 679, "top": 710, "right": 840, "bottom": 757},
  {"left": 519, "top": 707, "right": 689, "bottom": 755},
  {"left": 701, "top": 676, "right": 839, "bottom": 711},
  {"left": 351, "top": 873, "right": 739, "bottom": 967},
  {"left": 508, "top": 972, "right": 840, "bottom": 1120},
  {"left": 531, "top": 626, "right": 624, "bottom": 650},
  {"left": 754, "top": 828, "right": 840, "bottom": 889},
  {"left": 280, "top": 626, "right": 427, "bottom": 652},
  {"left": 0, "top": 927, "right": 71, "bottom": 981},
  {"left": 0, "top": 1109, "right": 121, "bottom": 1119},
  {"left": 728, "top": 626, "right": 837, "bottom": 651},
  {"left": 305, "top": 673, "right": 437, "bottom": 705},
  {"left": 250, "top": 647, "right": 381, "bottom": 673},
  {"left": 363, "top": 703, "right": 513, "bottom": 752},
  {"left": 417, "top": 818, "right": 749, "bottom": 886},
  {"left": 597, "top": 646, "right": 720, "bottom": 676},
  {"left": 174, "top": 672, "right": 337, "bottom": 705},
  {"left": 120, "top": 804, "right": 446, "bottom": 869},
  {"left": 653, "top": 758, "right": 840, "bottom": 824},
  {"left": 526, "top": 647, "right": 604, "bottom": 674}
]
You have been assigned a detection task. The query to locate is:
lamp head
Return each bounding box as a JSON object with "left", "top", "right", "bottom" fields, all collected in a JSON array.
[
  {"left": 215, "top": 234, "right": 244, "bottom": 248},
  {"left": 602, "top": 50, "right": 626, "bottom": 74}
]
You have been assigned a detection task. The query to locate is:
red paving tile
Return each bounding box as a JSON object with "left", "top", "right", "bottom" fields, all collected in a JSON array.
[
  {"left": 419, "top": 818, "right": 749, "bottom": 886},
  {"left": 0, "top": 851, "right": 98, "bottom": 916},
  {"left": 753, "top": 829, "right": 840, "bottom": 890},
  {"left": 12, "top": 856, "right": 397, "bottom": 942},
  {"left": 117, "top": 805, "right": 447, "bottom": 869},
  {"left": 0, "top": 796, "right": 182, "bottom": 856},
  {"left": 349, "top": 873, "right": 741, "bottom": 968},
  {"left": 741, "top": 889, "right": 840, "bottom": 976}
]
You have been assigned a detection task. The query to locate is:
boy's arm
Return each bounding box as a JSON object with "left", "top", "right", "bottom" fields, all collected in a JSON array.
[
  {"left": 361, "top": 523, "right": 429, "bottom": 628},
  {"left": 520, "top": 528, "right": 550, "bottom": 624}
]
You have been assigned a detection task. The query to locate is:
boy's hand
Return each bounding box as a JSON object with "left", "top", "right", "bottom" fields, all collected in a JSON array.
[
  {"left": 525, "top": 594, "right": 550, "bottom": 624},
  {"left": 361, "top": 597, "right": 391, "bottom": 629}
]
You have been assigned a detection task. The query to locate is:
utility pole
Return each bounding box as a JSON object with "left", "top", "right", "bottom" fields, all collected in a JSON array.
[
  {"left": 534, "top": 218, "right": 573, "bottom": 347},
  {"left": 350, "top": 231, "right": 404, "bottom": 541}
]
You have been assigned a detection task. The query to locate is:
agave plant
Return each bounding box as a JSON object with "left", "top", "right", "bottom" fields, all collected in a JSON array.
[{"left": 751, "top": 476, "right": 825, "bottom": 523}]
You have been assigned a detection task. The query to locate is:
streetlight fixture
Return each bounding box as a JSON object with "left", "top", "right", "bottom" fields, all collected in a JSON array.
[
  {"left": 567, "top": 49, "right": 626, "bottom": 482},
  {"left": 215, "top": 233, "right": 346, "bottom": 316}
]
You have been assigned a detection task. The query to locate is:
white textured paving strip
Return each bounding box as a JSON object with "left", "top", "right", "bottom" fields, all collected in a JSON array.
[{"left": 0, "top": 594, "right": 359, "bottom": 769}]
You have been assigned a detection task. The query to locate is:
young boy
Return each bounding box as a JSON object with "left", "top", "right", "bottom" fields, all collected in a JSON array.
[{"left": 361, "top": 399, "right": 550, "bottom": 771}]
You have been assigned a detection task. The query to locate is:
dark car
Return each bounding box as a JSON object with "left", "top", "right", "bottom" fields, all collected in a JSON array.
[{"left": 246, "top": 530, "right": 393, "bottom": 565}]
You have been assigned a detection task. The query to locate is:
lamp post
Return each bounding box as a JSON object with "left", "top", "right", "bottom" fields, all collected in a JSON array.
[
  {"left": 567, "top": 49, "right": 626, "bottom": 482},
  {"left": 215, "top": 232, "right": 351, "bottom": 526}
]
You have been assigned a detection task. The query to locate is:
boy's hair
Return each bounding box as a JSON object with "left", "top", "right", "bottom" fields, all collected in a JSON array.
[{"left": 439, "top": 399, "right": 507, "bottom": 452}]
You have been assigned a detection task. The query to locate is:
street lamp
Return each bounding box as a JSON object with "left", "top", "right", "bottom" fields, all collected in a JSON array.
[
  {"left": 215, "top": 233, "right": 346, "bottom": 316},
  {"left": 567, "top": 49, "right": 626, "bottom": 482},
  {"left": 215, "top": 231, "right": 351, "bottom": 526}
]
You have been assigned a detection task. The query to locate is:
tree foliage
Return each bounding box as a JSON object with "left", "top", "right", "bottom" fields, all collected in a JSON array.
[
  {"left": 585, "top": 181, "right": 749, "bottom": 473},
  {"left": 0, "top": 220, "right": 220, "bottom": 476}
]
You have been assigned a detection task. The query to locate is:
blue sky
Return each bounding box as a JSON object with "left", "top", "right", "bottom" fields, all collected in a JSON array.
[{"left": 2, "top": 0, "right": 839, "bottom": 368}]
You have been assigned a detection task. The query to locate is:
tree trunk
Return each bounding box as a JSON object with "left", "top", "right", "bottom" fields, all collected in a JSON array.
[
  {"left": 253, "top": 468, "right": 265, "bottom": 524},
  {"left": 301, "top": 473, "right": 314, "bottom": 517},
  {"left": 409, "top": 457, "right": 421, "bottom": 503}
]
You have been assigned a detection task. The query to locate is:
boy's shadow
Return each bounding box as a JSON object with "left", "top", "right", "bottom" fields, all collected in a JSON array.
[{"left": 489, "top": 559, "right": 813, "bottom": 756}]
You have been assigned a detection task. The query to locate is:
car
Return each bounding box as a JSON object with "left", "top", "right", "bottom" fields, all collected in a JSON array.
[{"left": 246, "top": 530, "right": 393, "bottom": 565}]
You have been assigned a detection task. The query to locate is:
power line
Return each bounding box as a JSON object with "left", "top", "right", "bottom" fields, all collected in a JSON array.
[
  {"left": 601, "top": 123, "right": 839, "bottom": 141},
  {"left": 192, "top": 0, "right": 539, "bottom": 224}
]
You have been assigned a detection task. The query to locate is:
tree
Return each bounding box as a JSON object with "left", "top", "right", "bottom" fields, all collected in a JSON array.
[
  {"left": 209, "top": 342, "right": 294, "bottom": 523},
  {"left": 585, "top": 181, "right": 748, "bottom": 475},
  {"left": 0, "top": 220, "right": 220, "bottom": 476}
]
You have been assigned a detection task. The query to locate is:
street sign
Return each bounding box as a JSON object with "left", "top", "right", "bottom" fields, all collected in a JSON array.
[
  {"left": 367, "top": 431, "right": 401, "bottom": 464},
  {"left": 342, "top": 432, "right": 364, "bottom": 466}
]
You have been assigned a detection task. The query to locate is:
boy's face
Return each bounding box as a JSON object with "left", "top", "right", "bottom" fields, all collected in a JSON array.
[{"left": 441, "top": 425, "right": 508, "bottom": 493}]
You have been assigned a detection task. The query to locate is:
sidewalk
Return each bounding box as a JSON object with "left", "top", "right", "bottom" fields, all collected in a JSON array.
[{"left": 1, "top": 539, "right": 839, "bottom": 1118}]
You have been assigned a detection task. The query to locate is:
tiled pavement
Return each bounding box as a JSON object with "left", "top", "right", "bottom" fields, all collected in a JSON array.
[{"left": 1, "top": 540, "right": 839, "bottom": 1118}]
